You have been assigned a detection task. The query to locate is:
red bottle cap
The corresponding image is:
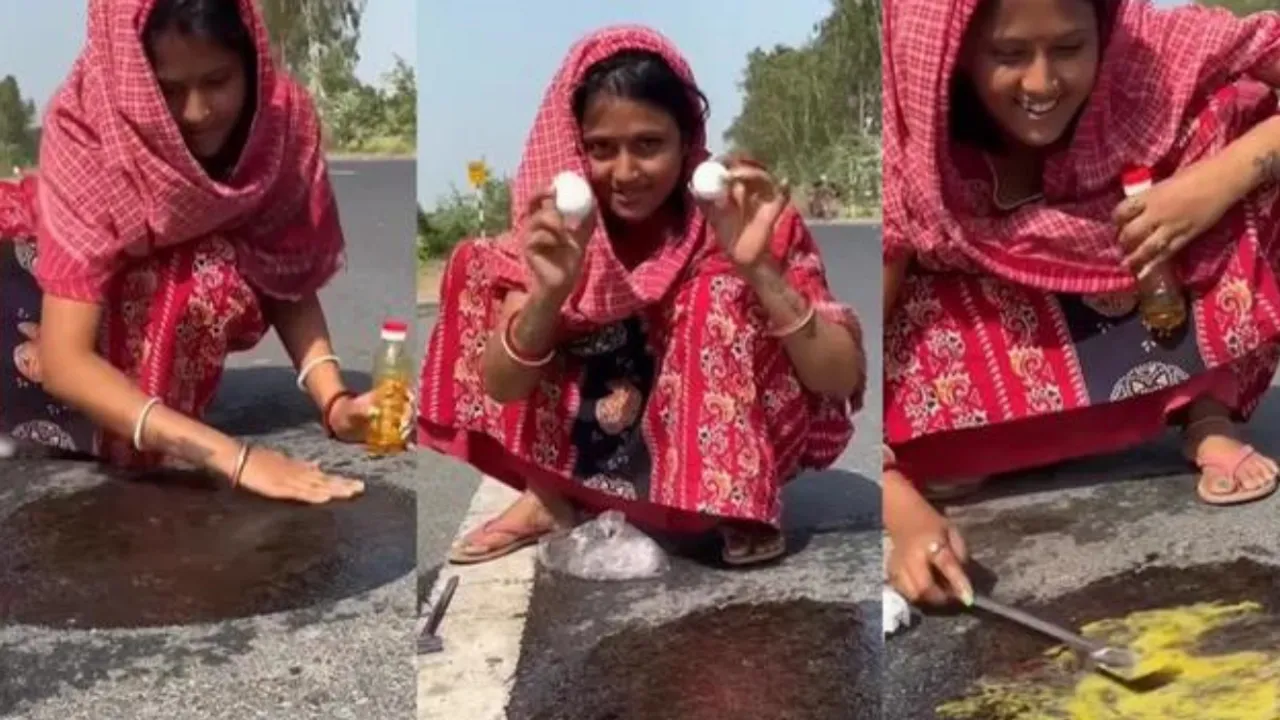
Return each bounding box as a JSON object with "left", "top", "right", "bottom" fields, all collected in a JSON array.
[
  {"left": 1121, "top": 166, "right": 1152, "bottom": 187},
  {"left": 382, "top": 319, "right": 408, "bottom": 333}
]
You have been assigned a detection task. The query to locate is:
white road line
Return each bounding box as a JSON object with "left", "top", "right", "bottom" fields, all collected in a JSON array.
[{"left": 416, "top": 476, "right": 537, "bottom": 720}]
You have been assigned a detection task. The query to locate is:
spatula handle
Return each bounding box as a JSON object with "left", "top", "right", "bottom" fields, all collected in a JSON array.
[{"left": 971, "top": 593, "right": 1100, "bottom": 656}]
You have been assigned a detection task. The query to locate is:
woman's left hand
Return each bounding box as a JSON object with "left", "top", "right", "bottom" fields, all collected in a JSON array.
[
  {"left": 699, "top": 155, "right": 792, "bottom": 273},
  {"left": 326, "top": 388, "right": 414, "bottom": 445},
  {"left": 1114, "top": 160, "right": 1238, "bottom": 279}
]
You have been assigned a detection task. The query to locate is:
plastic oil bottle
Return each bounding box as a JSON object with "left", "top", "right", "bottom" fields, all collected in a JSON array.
[
  {"left": 368, "top": 318, "right": 411, "bottom": 456},
  {"left": 1122, "top": 167, "right": 1187, "bottom": 336}
]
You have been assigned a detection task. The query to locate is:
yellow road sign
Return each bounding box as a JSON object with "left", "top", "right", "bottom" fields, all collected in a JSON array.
[{"left": 467, "top": 161, "right": 489, "bottom": 189}]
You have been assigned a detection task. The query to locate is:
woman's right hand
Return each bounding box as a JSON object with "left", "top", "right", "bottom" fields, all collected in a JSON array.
[
  {"left": 887, "top": 503, "right": 974, "bottom": 607},
  {"left": 234, "top": 446, "right": 365, "bottom": 504},
  {"left": 522, "top": 190, "right": 595, "bottom": 303}
]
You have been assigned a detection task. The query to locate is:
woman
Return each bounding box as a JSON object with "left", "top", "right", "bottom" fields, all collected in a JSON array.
[
  {"left": 884, "top": 0, "right": 1280, "bottom": 605},
  {"left": 0, "top": 0, "right": 372, "bottom": 504},
  {"left": 419, "top": 26, "right": 866, "bottom": 567}
]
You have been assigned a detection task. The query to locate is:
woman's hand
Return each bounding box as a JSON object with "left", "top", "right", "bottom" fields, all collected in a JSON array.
[
  {"left": 522, "top": 189, "right": 596, "bottom": 305},
  {"left": 1114, "top": 160, "right": 1239, "bottom": 278},
  {"left": 887, "top": 496, "right": 974, "bottom": 607},
  {"left": 326, "top": 388, "right": 414, "bottom": 445},
  {"left": 700, "top": 155, "right": 791, "bottom": 273},
  {"left": 236, "top": 446, "right": 365, "bottom": 504}
]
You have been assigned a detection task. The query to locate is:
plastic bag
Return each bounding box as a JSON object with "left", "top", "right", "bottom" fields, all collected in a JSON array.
[
  {"left": 537, "top": 510, "right": 669, "bottom": 581},
  {"left": 883, "top": 585, "right": 916, "bottom": 636}
]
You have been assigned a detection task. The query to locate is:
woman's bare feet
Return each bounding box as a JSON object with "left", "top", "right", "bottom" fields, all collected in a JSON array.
[
  {"left": 448, "top": 485, "right": 575, "bottom": 565},
  {"left": 1183, "top": 400, "right": 1278, "bottom": 506}
]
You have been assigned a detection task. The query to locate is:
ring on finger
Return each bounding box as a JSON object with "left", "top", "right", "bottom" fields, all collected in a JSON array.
[{"left": 927, "top": 540, "right": 944, "bottom": 557}]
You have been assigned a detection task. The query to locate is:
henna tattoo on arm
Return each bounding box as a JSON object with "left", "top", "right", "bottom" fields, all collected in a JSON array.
[
  {"left": 511, "top": 301, "right": 559, "bottom": 358},
  {"left": 167, "top": 435, "right": 217, "bottom": 473},
  {"left": 756, "top": 265, "right": 819, "bottom": 339},
  {"left": 759, "top": 268, "right": 808, "bottom": 315},
  {"left": 1254, "top": 151, "right": 1280, "bottom": 188}
]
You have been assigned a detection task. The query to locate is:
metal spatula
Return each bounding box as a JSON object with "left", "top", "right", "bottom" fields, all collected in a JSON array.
[{"left": 970, "top": 593, "right": 1147, "bottom": 676}]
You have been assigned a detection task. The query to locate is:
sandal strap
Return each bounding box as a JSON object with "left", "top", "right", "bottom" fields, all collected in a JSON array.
[
  {"left": 463, "top": 519, "right": 544, "bottom": 544},
  {"left": 1197, "top": 444, "right": 1259, "bottom": 495}
]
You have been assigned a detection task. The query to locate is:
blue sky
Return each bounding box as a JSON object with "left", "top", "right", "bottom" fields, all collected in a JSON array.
[
  {"left": 0, "top": 1, "right": 416, "bottom": 114},
  {"left": 417, "top": 0, "right": 835, "bottom": 208}
]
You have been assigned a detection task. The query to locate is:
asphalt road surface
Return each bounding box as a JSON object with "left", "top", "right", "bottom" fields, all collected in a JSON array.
[
  {"left": 0, "top": 158, "right": 420, "bottom": 720},
  {"left": 415, "top": 221, "right": 884, "bottom": 719},
  {"left": 882, "top": 319, "right": 1280, "bottom": 712}
]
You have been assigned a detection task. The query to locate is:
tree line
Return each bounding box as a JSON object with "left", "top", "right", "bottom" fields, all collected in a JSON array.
[
  {"left": 0, "top": 0, "right": 414, "bottom": 178},
  {"left": 417, "top": 0, "right": 875, "bottom": 262}
]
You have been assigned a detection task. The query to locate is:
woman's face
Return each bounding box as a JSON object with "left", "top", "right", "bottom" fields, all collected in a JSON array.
[
  {"left": 579, "top": 94, "right": 686, "bottom": 223},
  {"left": 149, "top": 28, "right": 249, "bottom": 160},
  {"left": 961, "top": 0, "right": 1100, "bottom": 149}
]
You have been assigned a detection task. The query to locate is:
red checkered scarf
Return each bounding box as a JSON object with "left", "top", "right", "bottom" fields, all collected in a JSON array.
[
  {"left": 34, "top": 0, "right": 343, "bottom": 303},
  {"left": 884, "top": 0, "right": 1280, "bottom": 293},
  {"left": 487, "top": 25, "right": 712, "bottom": 328}
]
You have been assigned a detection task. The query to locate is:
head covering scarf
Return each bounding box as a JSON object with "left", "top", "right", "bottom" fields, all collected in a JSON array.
[
  {"left": 485, "top": 24, "right": 712, "bottom": 329},
  {"left": 884, "top": 0, "right": 1280, "bottom": 293},
  {"left": 34, "top": 0, "right": 343, "bottom": 303}
]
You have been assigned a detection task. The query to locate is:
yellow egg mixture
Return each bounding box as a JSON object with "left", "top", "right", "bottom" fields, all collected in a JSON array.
[{"left": 936, "top": 602, "right": 1279, "bottom": 719}]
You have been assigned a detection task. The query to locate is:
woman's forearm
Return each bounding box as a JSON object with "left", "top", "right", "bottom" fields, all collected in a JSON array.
[
  {"left": 42, "top": 348, "right": 242, "bottom": 477},
  {"left": 885, "top": 253, "right": 910, "bottom": 325},
  {"left": 265, "top": 293, "right": 346, "bottom": 410},
  {"left": 742, "top": 261, "right": 864, "bottom": 399},
  {"left": 39, "top": 295, "right": 243, "bottom": 476},
  {"left": 884, "top": 464, "right": 935, "bottom": 537},
  {"left": 479, "top": 290, "right": 563, "bottom": 403},
  {"left": 1205, "top": 114, "right": 1280, "bottom": 206}
]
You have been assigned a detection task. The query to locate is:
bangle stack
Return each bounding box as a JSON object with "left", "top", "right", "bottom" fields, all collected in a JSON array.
[
  {"left": 322, "top": 390, "right": 356, "bottom": 439},
  {"left": 231, "top": 442, "right": 253, "bottom": 488},
  {"left": 767, "top": 303, "right": 818, "bottom": 339},
  {"left": 132, "top": 397, "right": 162, "bottom": 452},
  {"left": 297, "top": 354, "right": 341, "bottom": 392},
  {"left": 501, "top": 312, "right": 556, "bottom": 367}
]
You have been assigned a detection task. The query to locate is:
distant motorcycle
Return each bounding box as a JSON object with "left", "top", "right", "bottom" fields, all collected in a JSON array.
[{"left": 808, "top": 184, "right": 841, "bottom": 219}]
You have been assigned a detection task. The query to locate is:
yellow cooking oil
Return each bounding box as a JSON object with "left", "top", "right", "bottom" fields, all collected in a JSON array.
[
  {"left": 937, "top": 601, "right": 1278, "bottom": 720},
  {"left": 367, "top": 318, "right": 411, "bottom": 456},
  {"left": 1138, "top": 266, "right": 1188, "bottom": 336},
  {"left": 1120, "top": 167, "right": 1188, "bottom": 337}
]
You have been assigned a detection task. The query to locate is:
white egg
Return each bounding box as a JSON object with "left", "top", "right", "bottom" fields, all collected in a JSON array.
[
  {"left": 690, "top": 160, "right": 730, "bottom": 201},
  {"left": 883, "top": 586, "right": 916, "bottom": 636},
  {"left": 552, "top": 171, "right": 594, "bottom": 222}
]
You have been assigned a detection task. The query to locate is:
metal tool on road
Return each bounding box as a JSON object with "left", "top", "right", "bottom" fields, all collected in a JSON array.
[
  {"left": 417, "top": 575, "right": 459, "bottom": 655},
  {"left": 971, "top": 593, "right": 1157, "bottom": 680}
]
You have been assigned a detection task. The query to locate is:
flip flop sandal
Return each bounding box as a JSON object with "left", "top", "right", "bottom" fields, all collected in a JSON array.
[
  {"left": 921, "top": 478, "right": 988, "bottom": 501},
  {"left": 721, "top": 527, "right": 787, "bottom": 567},
  {"left": 447, "top": 519, "right": 551, "bottom": 565},
  {"left": 1195, "top": 444, "right": 1278, "bottom": 506}
]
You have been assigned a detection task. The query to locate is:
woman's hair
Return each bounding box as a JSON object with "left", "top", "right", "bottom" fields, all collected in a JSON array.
[
  {"left": 572, "top": 49, "right": 709, "bottom": 148},
  {"left": 142, "top": 0, "right": 258, "bottom": 176},
  {"left": 142, "top": 0, "right": 257, "bottom": 66},
  {"left": 949, "top": 0, "right": 1116, "bottom": 151},
  {"left": 572, "top": 49, "right": 709, "bottom": 220}
]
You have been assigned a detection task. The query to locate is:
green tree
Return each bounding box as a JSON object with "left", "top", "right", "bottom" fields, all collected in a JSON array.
[
  {"left": 379, "top": 56, "right": 417, "bottom": 143},
  {"left": 259, "top": 1, "right": 416, "bottom": 154},
  {"left": 0, "top": 75, "right": 37, "bottom": 175},
  {"left": 418, "top": 178, "right": 513, "bottom": 262},
  {"left": 724, "top": 0, "right": 881, "bottom": 215},
  {"left": 259, "top": 0, "right": 366, "bottom": 95}
]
